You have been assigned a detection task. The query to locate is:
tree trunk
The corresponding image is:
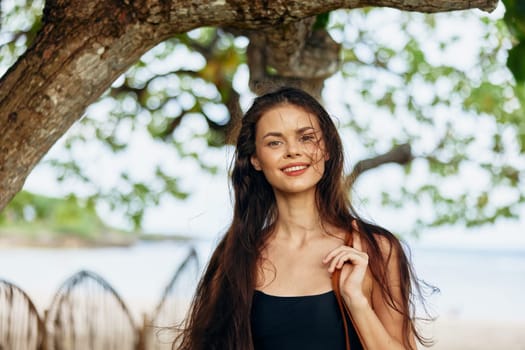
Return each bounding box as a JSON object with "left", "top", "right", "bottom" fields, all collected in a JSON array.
[{"left": 0, "top": 0, "right": 498, "bottom": 210}]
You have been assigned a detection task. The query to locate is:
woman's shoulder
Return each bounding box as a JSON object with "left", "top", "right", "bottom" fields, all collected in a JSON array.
[
  {"left": 353, "top": 219, "right": 403, "bottom": 259},
  {"left": 372, "top": 233, "right": 402, "bottom": 262}
]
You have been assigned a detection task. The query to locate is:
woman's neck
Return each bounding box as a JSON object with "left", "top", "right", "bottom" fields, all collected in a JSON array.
[{"left": 272, "top": 190, "right": 325, "bottom": 246}]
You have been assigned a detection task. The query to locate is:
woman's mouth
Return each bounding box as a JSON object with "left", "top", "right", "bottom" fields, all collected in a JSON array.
[{"left": 282, "top": 164, "right": 309, "bottom": 175}]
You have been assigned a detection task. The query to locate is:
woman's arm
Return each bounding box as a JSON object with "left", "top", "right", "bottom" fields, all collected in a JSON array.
[{"left": 324, "top": 228, "right": 416, "bottom": 350}]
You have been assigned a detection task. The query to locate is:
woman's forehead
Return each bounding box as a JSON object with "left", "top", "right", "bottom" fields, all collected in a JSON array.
[{"left": 256, "top": 104, "right": 321, "bottom": 133}]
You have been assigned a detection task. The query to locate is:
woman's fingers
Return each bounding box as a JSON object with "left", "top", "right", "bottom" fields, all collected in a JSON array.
[
  {"left": 323, "top": 223, "right": 366, "bottom": 273},
  {"left": 324, "top": 246, "right": 368, "bottom": 273},
  {"left": 327, "top": 250, "right": 350, "bottom": 273},
  {"left": 323, "top": 245, "right": 353, "bottom": 265}
]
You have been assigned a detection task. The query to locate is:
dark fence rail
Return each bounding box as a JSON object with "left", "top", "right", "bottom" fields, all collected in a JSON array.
[{"left": 0, "top": 247, "right": 199, "bottom": 350}]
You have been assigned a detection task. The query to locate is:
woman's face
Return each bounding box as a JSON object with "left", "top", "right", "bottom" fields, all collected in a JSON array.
[{"left": 250, "top": 104, "right": 328, "bottom": 196}]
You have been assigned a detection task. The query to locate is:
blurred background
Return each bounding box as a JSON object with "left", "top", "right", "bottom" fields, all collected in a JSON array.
[{"left": 1, "top": 0, "right": 525, "bottom": 349}]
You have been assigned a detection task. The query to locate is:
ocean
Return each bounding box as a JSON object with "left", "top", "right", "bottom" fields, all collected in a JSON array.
[
  {"left": 1, "top": 236, "right": 524, "bottom": 323},
  {"left": 409, "top": 243, "right": 525, "bottom": 322}
]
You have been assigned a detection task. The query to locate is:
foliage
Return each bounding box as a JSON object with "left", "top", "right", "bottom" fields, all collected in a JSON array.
[
  {"left": 329, "top": 8, "right": 525, "bottom": 232},
  {"left": 0, "top": 191, "right": 108, "bottom": 238},
  {"left": 1, "top": 1, "right": 524, "bottom": 234},
  {"left": 0, "top": 0, "right": 43, "bottom": 76},
  {"left": 502, "top": 0, "right": 525, "bottom": 82}
]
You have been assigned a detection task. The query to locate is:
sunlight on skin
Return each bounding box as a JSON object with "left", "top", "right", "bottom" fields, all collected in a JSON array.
[{"left": 250, "top": 104, "right": 328, "bottom": 198}]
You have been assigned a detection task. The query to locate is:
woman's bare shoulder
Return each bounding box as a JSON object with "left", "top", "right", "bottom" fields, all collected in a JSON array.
[{"left": 367, "top": 229, "right": 402, "bottom": 262}]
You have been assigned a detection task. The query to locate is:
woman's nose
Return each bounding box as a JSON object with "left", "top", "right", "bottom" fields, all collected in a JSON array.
[{"left": 284, "top": 140, "right": 301, "bottom": 158}]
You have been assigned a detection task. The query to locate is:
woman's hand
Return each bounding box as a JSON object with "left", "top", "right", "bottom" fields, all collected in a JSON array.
[{"left": 323, "top": 222, "right": 372, "bottom": 310}]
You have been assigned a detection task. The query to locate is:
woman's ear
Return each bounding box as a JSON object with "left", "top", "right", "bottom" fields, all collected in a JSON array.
[{"left": 250, "top": 155, "right": 262, "bottom": 171}]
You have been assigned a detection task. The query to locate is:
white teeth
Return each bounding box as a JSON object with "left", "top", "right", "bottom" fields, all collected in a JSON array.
[{"left": 283, "top": 165, "right": 307, "bottom": 172}]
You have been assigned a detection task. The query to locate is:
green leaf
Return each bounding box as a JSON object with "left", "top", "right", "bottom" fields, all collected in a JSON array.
[
  {"left": 314, "top": 12, "right": 331, "bottom": 30},
  {"left": 507, "top": 41, "right": 525, "bottom": 83}
]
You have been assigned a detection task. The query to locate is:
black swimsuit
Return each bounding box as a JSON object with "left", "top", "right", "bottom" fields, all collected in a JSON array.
[{"left": 251, "top": 290, "right": 363, "bottom": 350}]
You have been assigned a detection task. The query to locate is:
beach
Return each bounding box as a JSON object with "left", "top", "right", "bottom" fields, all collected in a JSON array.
[
  {"left": 418, "top": 317, "right": 525, "bottom": 350},
  {"left": 1, "top": 237, "right": 524, "bottom": 349},
  {"left": 409, "top": 230, "right": 525, "bottom": 350}
]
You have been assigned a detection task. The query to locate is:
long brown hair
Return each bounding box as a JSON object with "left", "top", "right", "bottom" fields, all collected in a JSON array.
[{"left": 174, "top": 87, "right": 433, "bottom": 350}]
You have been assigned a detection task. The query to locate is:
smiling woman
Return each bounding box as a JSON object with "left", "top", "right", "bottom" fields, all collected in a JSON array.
[
  {"left": 250, "top": 104, "right": 328, "bottom": 196},
  {"left": 173, "top": 87, "right": 433, "bottom": 350}
]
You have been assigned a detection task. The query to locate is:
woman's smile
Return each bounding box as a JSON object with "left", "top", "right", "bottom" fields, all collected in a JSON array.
[
  {"left": 250, "top": 104, "right": 327, "bottom": 194},
  {"left": 281, "top": 163, "right": 309, "bottom": 175}
]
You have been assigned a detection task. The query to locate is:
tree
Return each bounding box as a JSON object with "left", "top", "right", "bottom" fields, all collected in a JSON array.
[{"left": 4, "top": 0, "right": 524, "bottom": 234}]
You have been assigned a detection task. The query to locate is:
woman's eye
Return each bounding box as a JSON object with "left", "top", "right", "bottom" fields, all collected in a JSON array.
[
  {"left": 300, "top": 134, "right": 316, "bottom": 142},
  {"left": 267, "top": 140, "right": 281, "bottom": 147}
]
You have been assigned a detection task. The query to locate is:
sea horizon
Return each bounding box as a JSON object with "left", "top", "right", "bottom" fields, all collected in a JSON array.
[{"left": 1, "top": 231, "right": 524, "bottom": 323}]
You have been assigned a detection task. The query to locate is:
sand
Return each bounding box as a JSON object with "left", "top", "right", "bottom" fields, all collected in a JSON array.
[
  {"left": 418, "top": 317, "right": 525, "bottom": 350},
  {"left": 73, "top": 298, "right": 525, "bottom": 350},
  {"left": 6, "top": 289, "right": 525, "bottom": 349}
]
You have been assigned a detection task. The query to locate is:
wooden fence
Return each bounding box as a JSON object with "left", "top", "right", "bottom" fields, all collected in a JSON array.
[{"left": 0, "top": 247, "right": 199, "bottom": 350}]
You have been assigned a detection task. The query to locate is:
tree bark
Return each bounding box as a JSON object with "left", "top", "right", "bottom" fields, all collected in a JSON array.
[
  {"left": 0, "top": 0, "right": 498, "bottom": 210},
  {"left": 245, "top": 26, "right": 338, "bottom": 100},
  {"left": 345, "top": 143, "right": 413, "bottom": 188}
]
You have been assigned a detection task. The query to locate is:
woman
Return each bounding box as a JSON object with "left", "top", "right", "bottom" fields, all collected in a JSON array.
[{"left": 174, "top": 87, "right": 431, "bottom": 350}]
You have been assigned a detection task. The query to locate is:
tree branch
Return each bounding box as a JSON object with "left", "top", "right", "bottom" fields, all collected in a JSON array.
[
  {"left": 164, "top": 0, "right": 498, "bottom": 32},
  {"left": 0, "top": 0, "right": 496, "bottom": 211},
  {"left": 245, "top": 29, "right": 326, "bottom": 99},
  {"left": 346, "top": 143, "right": 413, "bottom": 187},
  {"left": 262, "top": 19, "right": 341, "bottom": 79},
  {"left": 223, "top": 87, "right": 243, "bottom": 145}
]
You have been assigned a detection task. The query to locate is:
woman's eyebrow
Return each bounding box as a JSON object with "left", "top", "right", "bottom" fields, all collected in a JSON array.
[
  {"left": 297, "top": 126, "right": 316, "bottom": 133},
  {"left": 262, "top": 131, "right": 283, "bottom": 139},
  {"left": 262, "top": 127, "right": 317, "bottom": 139}
]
